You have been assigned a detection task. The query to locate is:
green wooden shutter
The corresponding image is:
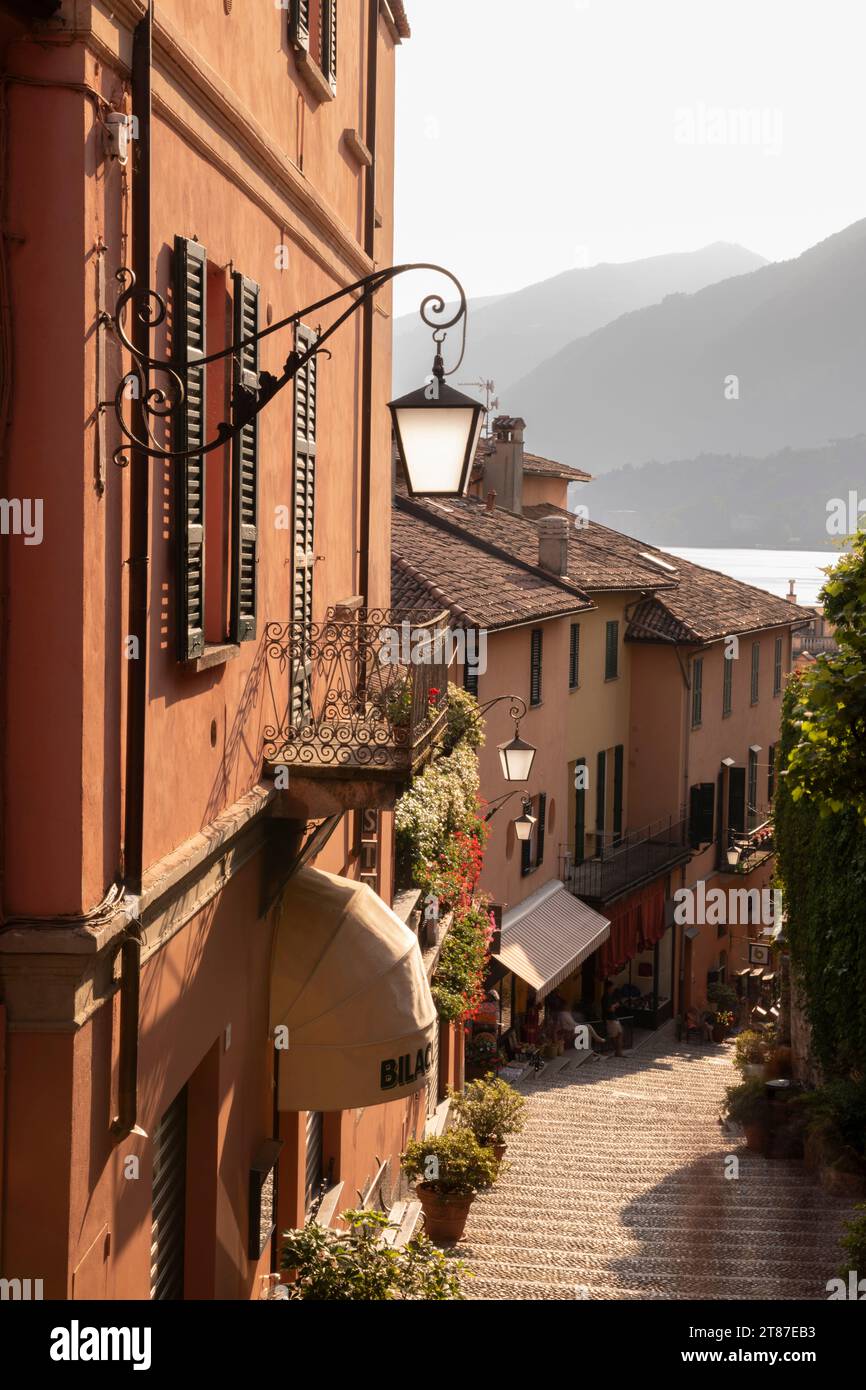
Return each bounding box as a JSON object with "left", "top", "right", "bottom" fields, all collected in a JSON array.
[
  {"left": 613, "top": 744, "right": 624, "bottom": 843},
  {"left": 174, "top": 236, "right": 207, "bottom": 662},
  {"left": 574, "top": 758, "right": 587, "bottom": 864},
  {"left": 569, "top": 622, "right": 580, "bottom": 689},
  {"left": 322, "top": 0, "right": 337, "bottom": 92},
  {"left": 692, "top": 656, "right": 703, "bottom": 726},
  {"left": 230, "top": 272, "right": 260, "bottom": 643},
  {"left": 596, "top": 749, "right": 607, "bottom": 842},
  {"left": 690, "top": 782, "right": 715, "bottom": 848},
  {"left": 529, "top": 628, "right": 543, "bottom": 706},
  {"left": 292, "top": 324, "right": 318, "bottom": 728},
  {"left": 605, "top": 620, "right": 619, "bottom": 680},
  {"left": 535, "top": 792, "right": 547, "bottom": 866},
  {"left": 290, "top": 0, "right": 311, "bottom": 50},
  {"left": 728, "top": 766, "right": 746, "bottom": 835}
]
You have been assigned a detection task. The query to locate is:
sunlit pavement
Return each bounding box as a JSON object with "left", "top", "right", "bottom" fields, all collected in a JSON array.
[{"left": 458, "top": 1027, "right": 852, "bottom": 1300}]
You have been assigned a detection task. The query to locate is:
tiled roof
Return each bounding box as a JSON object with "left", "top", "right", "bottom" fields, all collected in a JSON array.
[
  {"left": 391, "top": 507, "right": 593, "bottom": 631},
  {"left": 402, "top": 494, "right": 673, "bottom": 593},
  {"left": 523, "top": 453, "right": 592, "bottom": 483},
  {"left": 391, "top": 2, "right": 411, "bottom": 39},
  {"left": 528, "top": 502, "right": 805, "bottom": 641}
]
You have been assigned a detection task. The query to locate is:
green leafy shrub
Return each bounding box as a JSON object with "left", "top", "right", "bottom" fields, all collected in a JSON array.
[
  {"left": 723, "top": 1078, "right": 769, "bottom": 1128},
  {"left": 430, "top": 900, "right": 495, "bottom": 1022},
  {"left": 792, "top": 1077, "right": 866, "bottom": 1158},
  {"left": 841, "top": 1204, "right": 866, "bottom": 1276},
  {"left": 441, "top": 686, "right": 485, "bottom": 755},
  {"left": 707, "top": 982, "right": 739, "bottom": 1013},
  {"left": 401, "top": 1127, "right": 498, "bottom": 1195},
  {"left": 734, "top": 1030, "right": 770, "bottom": 1070},
  {"left": 395, "top": 738, "right": 481, "bottom": 881},
  {"left": 280, "top": 1207, "right": 466, "bottom": 1300},
  {"left": 449, "top": 1073, "right": 527, "bottom": 1146}
]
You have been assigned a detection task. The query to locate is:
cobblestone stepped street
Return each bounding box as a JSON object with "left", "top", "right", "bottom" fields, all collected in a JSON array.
[{"left": 460, "top": 1029, "right": 853, "bottom": 1300}]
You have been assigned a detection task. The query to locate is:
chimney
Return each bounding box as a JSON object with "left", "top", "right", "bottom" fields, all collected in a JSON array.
[
  {"left": 537, "top": 515, "right": 570, "bottom": 577},
  {"left": 483, "top": 415, "right": 525, "bottom": 514},
  {"left": 786, "top": 579, "right": 797, "bottom": 603},
  {"left": 485, "top": 490, "right": 497, "bottom": 512}
]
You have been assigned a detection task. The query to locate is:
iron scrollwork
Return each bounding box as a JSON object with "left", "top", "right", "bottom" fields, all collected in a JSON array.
[{"left": 103, "top": 262, "right": 468, "bottom": 470}]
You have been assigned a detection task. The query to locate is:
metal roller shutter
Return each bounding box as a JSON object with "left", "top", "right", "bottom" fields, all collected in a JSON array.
[{"left": 150, "top": 1085, "right": 188, "bottom": 1300}]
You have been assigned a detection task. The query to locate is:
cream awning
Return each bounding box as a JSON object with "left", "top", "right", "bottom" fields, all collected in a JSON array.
[
  {"left": 270, "top": 867, "right": 438, "bottom": 1112},
  {"left": 493, "top": 879, "right": 610, "bottom": 1001}
]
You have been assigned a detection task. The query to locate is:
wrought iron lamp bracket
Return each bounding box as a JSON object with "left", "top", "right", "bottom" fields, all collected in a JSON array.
[
  {"left": 479, "top": 693, "right": 528, "bottom": 735},
  {"left": 101, "top": 261, "right": 468, "bottom": 469}
]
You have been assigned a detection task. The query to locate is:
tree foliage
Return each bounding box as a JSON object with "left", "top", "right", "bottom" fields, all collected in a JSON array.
[
  {"left": 776, "top": 536, "right": 866, "bottom": 1075},
  {"left": 281, "top": 1208, "right": 466, "bottom": 1300},
  {"left": 785, "top": 530, "right": 866, "bottom": 823}
]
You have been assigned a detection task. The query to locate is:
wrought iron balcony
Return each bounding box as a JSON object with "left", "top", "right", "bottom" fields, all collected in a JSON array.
[
  {"left": 564, "top": 816, "right": 690, "bottom": 904},
  {"left": 719, "top": 808, "right": 775, "bottom": 875},
  {"left": 263, "top": 608, "right": 450, "bottom": 784}
]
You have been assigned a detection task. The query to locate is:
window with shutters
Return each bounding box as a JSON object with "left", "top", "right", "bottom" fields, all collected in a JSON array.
[
  {"left": 773, "top": 634, "right": 783, "bottom": 695},
  {"left": 604, "top": 620, "right": 619, "bottom": 681},
  {"left": 288, "top": 0, "right": 337, "bottom": 99},
  {"left": 691, "top": 656, "right": 703, "bottom": 727},
  {"left": 568, "top": 622, "right": 580, "bottom": 689},
  {"left": 750, "top": 641, "right": 760, "bottom": 704},
  {"left": 722, "top": 652, "right": 733, "bottom": 717},
  {"left": 292, "top": 324, "right": 318, "bottom": 728},
  {"left": 529, "top": 628, "right": 543, "bottom": 706},
  {"left": 173, "top": 239, "right": 260, "bottom": 663}
]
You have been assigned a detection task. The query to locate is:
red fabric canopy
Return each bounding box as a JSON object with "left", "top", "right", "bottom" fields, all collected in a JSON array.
[{"left": 597, "top": 879, "right": 666, "bottom": 979}]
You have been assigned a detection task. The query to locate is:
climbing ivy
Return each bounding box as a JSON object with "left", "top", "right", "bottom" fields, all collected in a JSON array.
[{"left": 776, "top": 535, "right": 866, "bottom": 1075}]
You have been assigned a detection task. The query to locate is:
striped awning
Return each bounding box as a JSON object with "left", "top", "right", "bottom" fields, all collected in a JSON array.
[{"left": 493, "top": 880, "right": 610, "bottom": 1000}]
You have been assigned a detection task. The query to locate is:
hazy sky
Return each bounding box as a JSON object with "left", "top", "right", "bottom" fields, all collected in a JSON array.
[{"left": 393, "top": 0, "right": 866, "bottom": 314}]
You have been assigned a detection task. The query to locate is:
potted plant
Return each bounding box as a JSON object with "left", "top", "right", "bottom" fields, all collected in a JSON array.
[
  {"left": 734, "top": 1029, "right": 770, "bottom": 1079},
  {"left": 401, "top": 1128, "right": 498, "bottom": 1244},
  {"left": 723, "top": 1078, "right": 770, "bottom": 1151},
  {"left": 449, "top": 1073, "right": 527, "bottom": 1163},
  {"left": 792, "top": 1079, "right": 866, "bottom": 1197},
  {"left": 712, "top": 1009, "right": 735, "bottom": 1042},
  {"left": 280, "top": 1207, "right": 467, "bottom": 1299}
]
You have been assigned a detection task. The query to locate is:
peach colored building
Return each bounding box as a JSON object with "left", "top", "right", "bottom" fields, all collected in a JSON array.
[{"left": 0, "top": 0, "right": 458, "bottom": 1302}]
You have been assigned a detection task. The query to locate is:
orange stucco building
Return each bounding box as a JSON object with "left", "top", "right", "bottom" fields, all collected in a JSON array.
[{"left": 0, "top": 0, "right": 456, "bottom": 1302}]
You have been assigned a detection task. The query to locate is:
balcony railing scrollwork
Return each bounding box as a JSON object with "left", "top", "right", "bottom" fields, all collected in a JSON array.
[{"left": 263, "top": 608, "right": 451, "bottom": 778}]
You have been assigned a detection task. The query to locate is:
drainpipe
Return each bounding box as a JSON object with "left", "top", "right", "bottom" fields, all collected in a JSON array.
[
  {"left": 112, "top": 2, "right": 152, "bottom": 1140},
  {"left": 358, "top": 0, "right": 378, "bottom": 604}
]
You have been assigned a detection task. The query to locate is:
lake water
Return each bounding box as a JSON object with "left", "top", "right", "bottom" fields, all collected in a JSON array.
[{"left": 662, "top": 547, "right": 843, "bottom": 609}]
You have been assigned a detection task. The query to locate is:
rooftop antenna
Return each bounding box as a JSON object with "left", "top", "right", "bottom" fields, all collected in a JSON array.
[{"left": 459, "top": 378, "right": 498, "bottom": 436}]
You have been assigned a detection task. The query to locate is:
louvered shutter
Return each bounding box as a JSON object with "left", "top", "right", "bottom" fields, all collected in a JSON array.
[
  {"left": 290, "top": 0, "right": 310, "bottom": 50},
  {"left": 322, "top": 0, "right": 337, "bottom": 92},
  {"left": 174, "top": 236, "right": 207, "bottom": 661},
  {"left": 728, "top": 766, "right": 746, "bottom": 835},
  {"left": 613, "top": 745, "right": 624, "bottom": 844},
  {"left": 574, "top": 758, "right": 587, "bottom": 864},
  {"left": 231, "top": 272, "right": 260, "bottom": 643},
  {"left": 292, "top": 324, "right": 318, "bottom": 728},
  {"left": 690, "top": 782, "right": 715, "bottom": 848},
  {"left": 605, "top": 620, "right": 619, "bottom": 680},
  {"left": 536, "top": 793, "right": 547, "bottom": 867},
  {"left": 569, "top": 622, "right": 580, "bottom": 689},
  {"left": 529, "top": 628, "right": 543, "bottom": 706},
  {"left": 596, "top": 749, "right": 607, "bottom": 841}
]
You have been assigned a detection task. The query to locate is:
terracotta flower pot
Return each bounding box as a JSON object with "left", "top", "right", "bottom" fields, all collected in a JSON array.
[
  {"left": 712, "top": 1024, "right": 727, "bottom": 1043},
  {"left": 743, "top": 1063, "right": 766, "bottom": 1081},
  {"left": 492, "top": 1141, "right": 507, "bottom": 1163},
  {"left": 744, "top": 1122, "right": 768, "bottom": 1153},
  {"left": 416, "top": 1184, "right": 475, "bottom": 1244}
]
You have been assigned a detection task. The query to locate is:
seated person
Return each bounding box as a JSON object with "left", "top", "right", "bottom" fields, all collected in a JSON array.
[
  {"left": 685, "top": 1006, "right": 713, "bottom": 1042},
  {"left": 547, "top": 991, "right": 604, "bottom": 1046}
]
